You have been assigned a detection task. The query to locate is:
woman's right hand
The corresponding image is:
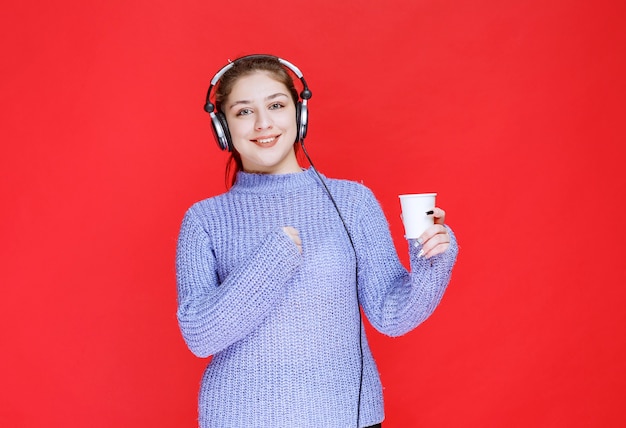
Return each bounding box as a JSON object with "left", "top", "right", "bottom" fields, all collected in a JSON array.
[{"left": 282, "top": 226, "right": 302, "bottom": 254}]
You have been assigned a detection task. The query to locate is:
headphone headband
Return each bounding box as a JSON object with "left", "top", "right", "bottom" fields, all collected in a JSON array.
[{"left": 204, "top": 54, "right": 312, "bottom": 151}]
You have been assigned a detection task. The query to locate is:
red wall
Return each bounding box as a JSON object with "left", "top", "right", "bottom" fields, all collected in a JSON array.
[{"left": 2, "top": 0, "right": 625, "bottom": 426}]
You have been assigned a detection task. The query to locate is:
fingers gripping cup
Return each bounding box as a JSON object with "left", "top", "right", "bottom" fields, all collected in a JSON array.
[{"left": 399, "top": 193, "right": 437, "bottom": 239}]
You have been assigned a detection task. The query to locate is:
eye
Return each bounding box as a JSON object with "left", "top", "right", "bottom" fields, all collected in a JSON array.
[
  {"left": 236, "top": 108, "right": 253, "bottom": 117},
  {"left": 269, "top": 102, "right": 284, "bottom": 110}
]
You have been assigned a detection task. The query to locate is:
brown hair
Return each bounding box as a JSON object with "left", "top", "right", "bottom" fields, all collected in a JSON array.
[{"left": 214, "top": 56, "right": 301, "bottom": 188}]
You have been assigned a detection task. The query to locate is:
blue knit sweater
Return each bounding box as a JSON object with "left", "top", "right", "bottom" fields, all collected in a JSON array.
[{"left": 176, "top": 167, "right": 458, "bottom": 427}]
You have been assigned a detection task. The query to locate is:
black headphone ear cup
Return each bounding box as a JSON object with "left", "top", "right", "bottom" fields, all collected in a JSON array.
[
  {"left": 297, "top": 101, "right": 308, "bottom": 143},
  {"left": 211, "top": 112, "right": 232, "bottom": 151},
  {"left": 295, "top": 102, "right": 302, "bottom": 142}
]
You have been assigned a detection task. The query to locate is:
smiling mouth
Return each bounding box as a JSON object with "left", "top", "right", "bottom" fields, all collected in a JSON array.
[{"left": 253, "top": 135, "right": 279, "bottom": 145}]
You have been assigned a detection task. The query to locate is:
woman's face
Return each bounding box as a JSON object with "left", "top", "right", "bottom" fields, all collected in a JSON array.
[{"left": 224, "top": 71, "right": 300, "bottom": 175}]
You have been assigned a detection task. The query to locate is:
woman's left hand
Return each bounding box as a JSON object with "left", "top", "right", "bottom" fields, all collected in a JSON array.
[{"left": 417, "top": 207, "right": 450, "bottom": 259}]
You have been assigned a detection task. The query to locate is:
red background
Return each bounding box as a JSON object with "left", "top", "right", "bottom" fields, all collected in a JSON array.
[{"left": 2, "top": 0, "right": 625, "bottom": 427}]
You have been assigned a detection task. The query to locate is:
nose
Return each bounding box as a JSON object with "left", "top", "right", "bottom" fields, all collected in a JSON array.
[{"left": 255, "top": 110, "right": 273, "bottom": 130}]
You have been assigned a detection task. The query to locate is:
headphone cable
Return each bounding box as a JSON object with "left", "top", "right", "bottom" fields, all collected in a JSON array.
[{"left": 301, "top": 143, "right": 365, "bottom": 428}]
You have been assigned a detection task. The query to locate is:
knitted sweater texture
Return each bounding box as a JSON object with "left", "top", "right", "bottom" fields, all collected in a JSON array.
[{"left": 176, "top": 167, "right": 458, "bottom": 428}]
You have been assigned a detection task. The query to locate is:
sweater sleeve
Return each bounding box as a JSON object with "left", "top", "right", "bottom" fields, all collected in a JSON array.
[
  {"left": 354, "top": 187, "right": 458, "bottom": 337},
  {"left": 175, "top": 207, "right": 303, "bottom": 357}
]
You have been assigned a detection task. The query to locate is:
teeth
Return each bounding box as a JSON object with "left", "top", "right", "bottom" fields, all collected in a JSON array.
[{"left": 257, "top": 137, "right": 275, "bottom": 144}]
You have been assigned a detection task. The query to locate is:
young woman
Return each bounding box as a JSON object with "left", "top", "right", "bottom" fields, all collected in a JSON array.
[{"left": 176, "top": 55, "right": 458, "bottom": 428}]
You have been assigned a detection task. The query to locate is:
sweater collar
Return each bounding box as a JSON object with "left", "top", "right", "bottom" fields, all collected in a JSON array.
[{"left": 231, "top": 167, "right": 321, "bottom": 194}]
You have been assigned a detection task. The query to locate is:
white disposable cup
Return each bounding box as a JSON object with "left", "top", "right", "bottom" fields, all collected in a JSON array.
[{"left": 399, "top": 193, "right": 437, "bottom": 239}]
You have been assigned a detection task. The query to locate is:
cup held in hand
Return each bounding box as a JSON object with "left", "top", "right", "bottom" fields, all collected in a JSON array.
[{"left": 399, "top": 193, "right": 437, "bottom": 239}]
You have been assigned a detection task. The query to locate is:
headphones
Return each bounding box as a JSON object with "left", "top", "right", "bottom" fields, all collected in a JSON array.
[{"left": 203, "top": 54, "right": 312, "bottom": 152}]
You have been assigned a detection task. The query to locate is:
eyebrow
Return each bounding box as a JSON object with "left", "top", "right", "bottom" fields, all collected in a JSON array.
[{"left": 228, "top": 92, "right": 289, "bottom": 110}]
